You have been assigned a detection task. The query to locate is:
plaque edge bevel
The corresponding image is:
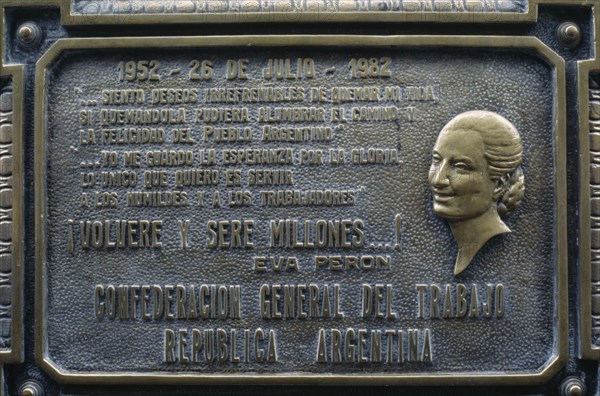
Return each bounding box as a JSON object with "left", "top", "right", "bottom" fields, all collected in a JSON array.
[{"left": 33, "top": 34, "right": 568, "bottom": 385}]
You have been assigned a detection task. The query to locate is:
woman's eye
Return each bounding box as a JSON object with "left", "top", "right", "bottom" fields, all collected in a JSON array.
[
  {"left": 453, "top": 162, "right": 470, "bottom": 171},
  {"left": 432, "top": 155, "right": 441, "bottom": 163}
]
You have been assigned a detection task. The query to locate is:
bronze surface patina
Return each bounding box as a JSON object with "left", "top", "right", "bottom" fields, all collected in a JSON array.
[{"left": 0, "top": 0, "right": 598, "bottom": 395}]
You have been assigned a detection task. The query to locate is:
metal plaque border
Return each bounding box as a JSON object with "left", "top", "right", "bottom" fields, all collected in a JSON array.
[
  {"left": 0, "top": 64, "right": 24, "bottom": 365},
  {"left": 576, "top": 14, "right": 600, "bottom": 358},
  {"left": 575, "top": 0, "right": 600, "bottom": 359},
  {"left": 34, "top": 35, "right": 567, "bottom": 386},
  {"left": 0, "top": 0, "right": 595, "bottom": 25}
]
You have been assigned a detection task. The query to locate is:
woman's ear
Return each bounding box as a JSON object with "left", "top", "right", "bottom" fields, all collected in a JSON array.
[{"left": 494, "top": 174, "right": 510, "bottom": 199}]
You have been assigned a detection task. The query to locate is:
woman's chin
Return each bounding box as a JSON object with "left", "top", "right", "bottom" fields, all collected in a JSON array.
[
  {"left": 433, "top": 201, "right": 495, "bottom": 222},
  {"left": 432, "top": 204, "right": 487, "bottom": 221},
  {"left": 432, "top": 203, "right": 456, "bottom": 219}
]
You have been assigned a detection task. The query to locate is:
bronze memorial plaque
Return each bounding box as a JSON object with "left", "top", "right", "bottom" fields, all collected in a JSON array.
[
  {"left": 33, "top": 36, "right": 567, "bottom": 385},
  {"left": 1, "top": 0, "right": 599, "bottom": 395}
]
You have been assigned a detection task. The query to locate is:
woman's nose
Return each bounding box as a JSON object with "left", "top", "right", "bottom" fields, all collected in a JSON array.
[{"left": 430, "top": 162, "right": 450, "bottom": 187}]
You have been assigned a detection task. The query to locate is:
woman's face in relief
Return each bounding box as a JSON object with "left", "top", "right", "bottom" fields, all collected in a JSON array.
[{"left": 428, "top": 127, "right": 497, "bottom": 221}]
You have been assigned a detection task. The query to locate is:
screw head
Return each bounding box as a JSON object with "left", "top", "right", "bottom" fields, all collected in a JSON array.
[
  {"left": 560, "top": 376, "right": 586, "bottom": 396},
  {"left": 18, "top": 26, "right": 33, "bottom": 40},
  {"left": 556, "top": 22, "right": 582, "bottom": 48},
  {"left": 566, "top": 383, "right": 584, "bottom": 396},
  {"left": 16, "top": 22, "right": 42, "bottom": 48},
  {"left": 18, "top": 380, "right": 43, "bottom": 396},
  {"left": 21, "top": 387, "right": 35, "bottom": 396}
]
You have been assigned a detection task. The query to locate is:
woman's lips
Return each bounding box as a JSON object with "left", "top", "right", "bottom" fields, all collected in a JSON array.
[{"left": 432, "top": 191, "right": 455, "bottom": 203}]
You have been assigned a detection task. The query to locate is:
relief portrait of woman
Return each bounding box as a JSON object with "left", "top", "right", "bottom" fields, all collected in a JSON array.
[{"left": 429, "top": 110, "right": 526, "bottom": 276}]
